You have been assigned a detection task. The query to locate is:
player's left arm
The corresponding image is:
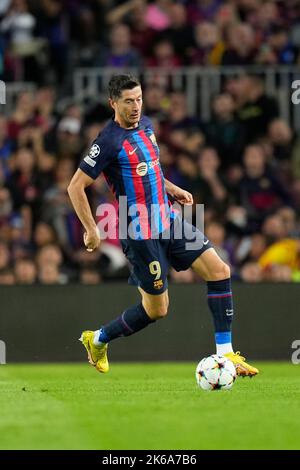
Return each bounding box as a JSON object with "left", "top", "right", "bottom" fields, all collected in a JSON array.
[{"left": 164, "top": 178, "right": 193, "bottom": 205}]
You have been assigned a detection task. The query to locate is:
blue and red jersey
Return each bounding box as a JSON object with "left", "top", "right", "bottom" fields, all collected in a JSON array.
[{"left": 79, "top": 115, "right": 176, "bottom": 239}]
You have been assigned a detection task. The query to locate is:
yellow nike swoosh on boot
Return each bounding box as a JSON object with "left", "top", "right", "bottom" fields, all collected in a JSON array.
[
  {"left": 224, "top": 351, "right": 259, "bottom": 377},
  {"left": 79, "top": 331, "right": 109, "bottom": 373}
]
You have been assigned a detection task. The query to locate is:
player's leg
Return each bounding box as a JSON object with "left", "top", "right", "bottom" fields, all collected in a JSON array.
[
  {"left": 137, "top": 286, "right": 169, "bottom": 320},
  {"left": 80, "top": 289, "right": 168, "bottom": 374},
  {"left": 169, "top": 218, "right": 258, "bottom": 376},
  {"left": 80, "top": 239, "right": 169, "bottom": 373},
  {"left": 80, "top": 300, "right": 158, "bottom": 374},
  {"left": 191, "top": 248, "right": 234, "bottom": 356},
  {"left": 191, "top": 248, "right": 259, "bottom": 376},
  {"left": 94, "top": 287, "right": 168, "bottom": 344}
]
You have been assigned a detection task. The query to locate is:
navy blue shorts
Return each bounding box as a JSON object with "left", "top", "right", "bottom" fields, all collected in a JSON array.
[{"left": 120, "top": 216, "right": 212, "bottom": 295}]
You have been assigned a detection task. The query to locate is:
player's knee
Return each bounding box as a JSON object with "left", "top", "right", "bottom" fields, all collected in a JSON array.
[
  {"left": 208, "top": 261, "right": 231, "bottom": 281},
  {"left": 153, "top": 305, "right": 169, "bottom": 319},
  {"left": 221, "top": 262, "right": 231, "bottom": 279},
  {"left": 146, "top": 298, "right": 169, "bottom": 320}
]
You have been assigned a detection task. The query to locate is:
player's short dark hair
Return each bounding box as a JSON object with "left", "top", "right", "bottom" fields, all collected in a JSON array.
[{"left": 108, "top": 74, "right": 141, "bottom": 100}]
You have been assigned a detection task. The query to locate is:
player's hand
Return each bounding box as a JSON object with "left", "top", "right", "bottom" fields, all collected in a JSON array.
[
  {"left": 84, "top": 227, "right": 101, "bottom": 252},
  {"left": 173, "top": 188, "right": 193, "bottom": 205}
]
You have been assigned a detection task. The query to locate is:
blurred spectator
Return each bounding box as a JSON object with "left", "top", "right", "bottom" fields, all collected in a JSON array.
[
  {"left": 163, "top": 3, "right": 194, "bottom": 63},
  {"left": 144, "top": 0, "right": 172, "bottom": 31},
  {"left": 264, "top": 264, "right": 293, "bottom": 282},
  {"left": 257, "top": 25, "right": 299, "bottom": 65},
  {"left": 240, "top": 262, "right": 263, "bottom": 283},
  {"left": 161, "top": 92, "right": 202, "bottom": 142},
  {"left": 42, "top": 159, "right": 81, "bottom": 248},
  {"left": 147, "top": 38, "right": 182, "bottom": 68},
  {"left": 33, "top": 0, "right": 69, "bottom": 84},
  {"left": 238, "top": 232, "right": 267, "bottom": 264},
  {"left": 276, "top": 206, "right": 298, "bottom": 237},
  {"left": 36, "top": 242, "right": 69, "bottom": 283},
  {"left": 238, "top": 144, "right": 291, "bottom": 229},
  {"left": 143, "top": 85, "right": 167, "bottom": 120},
  {"left": 191, "top": 21, "right": 224, "bottom": 65},
  {"left": 261, "top": 213, "right": 288, "bottom": 243},
  {"left": 205, "top": 93, "right": 245, "bottom": 168},
  {"left": 0, "top": 241, "right": 10, "bottom": 270},
  {"left": 233, "top": 75, "right": 279, "bottom": 143},
  {"left": 254, "top": 1, "right": 279, "bottom": 33},
  {"left": 33, "top": 221, "right": 57, "bottom": 248},
  {"left": 169, "top": 152, "right": 199, "bottom": 199},
  {"left": 14, "top": 257, "right": 36, "bottom": 284},
  {"left": 71, "top": 7, "right": 98, "bottom": 68},
  {"left": 36, "top": 243, "right": 62, "bottom": 269},
  {"left": 80, "top": 267, "right": 102, "bottom": 285},
  {"left": 38, "top": 262, "right": 62, "bottom": 284},
  {"left": 97, "top": 23, "right": 141, "bottom": 67},
  {"left": 221, "top": 23, "right": 256, "bottom": 65},
  {"left": 0, "top": 267, "right": 15, "bottom": 285},
  {"left": 0, "top": 115, "right": 13, "bottom": 178},
  {"left": 205, "top": 220, "right": 230, "bottom": 264},
  {"left": 6, "top": 147, "right": 41, "bottom": 226},
  {"left": 1, "top": 0, "right": 46, "bottom": 82},
  {"left": 34, "top": 87, "right": 56, "bottom": 134},
  {"left": 259, "top": 238, "right": 300, "bottom": 273},
  {"left": 225, "top": 205, "right": 248, "bottom": 236},
  {"left": 0, "top": 187, "right": 13, "bottom": 220},
  {"left": 7, "top": 91, "right": 37, "bottom": 141},
  {"left": 55, "top": 116, "right": 82, "bottom": 159},
  {"left": 268, "top": 119, "right": 293, "bottom": 162},
  {"left": 197, "top": 147, "right": 228, "bottom": 209},
  {"left": 187, "top": 0, "right": 223, "bottom": 24},
  {"left": 120, "top": 1, "right": 157, "bottom": 57},
  {"left": 214, "top": 2, "right": 237, "bottom": 31}
]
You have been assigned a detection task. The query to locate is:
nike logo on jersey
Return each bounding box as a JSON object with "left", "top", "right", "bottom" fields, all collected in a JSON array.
[
  {"left": 129, "top": 147, "right": 137, "bottom": 155},
  {"left": 203, "top": 240, "right": 209, "bottom": 245}
]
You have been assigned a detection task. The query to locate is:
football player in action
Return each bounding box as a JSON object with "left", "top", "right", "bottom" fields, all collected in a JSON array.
[{"left": 68, "top": 74, "right": 258, "bottom": 377}]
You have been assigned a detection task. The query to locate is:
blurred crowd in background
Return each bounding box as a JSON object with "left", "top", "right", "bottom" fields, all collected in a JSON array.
[
  {"left": 1, "top": 0, "right": 300, "bottom": 84},
  {"left": 1, "top": 0, "right": 300, "bottom": 285}
]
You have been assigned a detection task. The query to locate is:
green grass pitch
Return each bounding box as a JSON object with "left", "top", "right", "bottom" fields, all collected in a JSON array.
[{"left": 0, "top": 362, "right": 299, "bottom": 450}]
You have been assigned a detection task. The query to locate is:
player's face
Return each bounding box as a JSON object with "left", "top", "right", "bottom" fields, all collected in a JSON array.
[{"left": 112, "top": 86, "right": 143, "bottom": 128}]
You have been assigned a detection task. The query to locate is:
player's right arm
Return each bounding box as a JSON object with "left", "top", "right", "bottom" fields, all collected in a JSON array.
[
  {"left": 69, "top": 126, "right": 117, "bottom": 251},
  {"left": 67, "top": 169, "right": 100, "bottom": 251}
]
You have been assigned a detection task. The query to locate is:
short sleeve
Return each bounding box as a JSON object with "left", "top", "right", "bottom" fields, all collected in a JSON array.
[{"left": 79, "top": 132, "right": 115, "bottom": 180}]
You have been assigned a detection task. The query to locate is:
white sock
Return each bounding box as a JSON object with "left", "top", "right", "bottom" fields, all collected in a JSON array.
[
  {"left": 93, "top": 330, "right": 104, "bottom": 346},
  {"left": 216, "top": 343, "right": 233, "bottom": 356}
]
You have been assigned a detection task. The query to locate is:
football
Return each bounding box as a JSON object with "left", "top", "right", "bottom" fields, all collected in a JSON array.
[{"left": 195, "top": 355, "right": 236, "bottom": 391}]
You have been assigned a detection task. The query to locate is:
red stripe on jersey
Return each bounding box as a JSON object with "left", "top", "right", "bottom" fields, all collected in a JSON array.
[
  {"left": 123, "top": 139, "right": 151, "bottom": 239},
  {"left": 138, "top": 130, "right": 169, "bottom": 231}
]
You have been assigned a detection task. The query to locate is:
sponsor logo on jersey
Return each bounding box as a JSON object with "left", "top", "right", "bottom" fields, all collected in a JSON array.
[
  {"left": 136, "top": 162, "right": 148, "bottom": 176},
  {"left": 136, "top": 158, "right": 160, "bottom": 176},
  {"left": 148, "top": 158, "right": 160, "bottom": 170}
]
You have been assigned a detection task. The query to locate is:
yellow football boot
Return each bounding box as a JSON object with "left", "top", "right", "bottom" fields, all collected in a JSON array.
[
  {"left": 79, "top": 331, "right": 109, "bottom": 373},
  {"left": 225, "top": 351, "right": 259, "bottom": 377}
]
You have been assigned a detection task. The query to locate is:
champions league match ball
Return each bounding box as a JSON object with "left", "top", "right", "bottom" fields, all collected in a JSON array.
[{"left": 195, "top": 355, "right": 236, "bottom": 391}]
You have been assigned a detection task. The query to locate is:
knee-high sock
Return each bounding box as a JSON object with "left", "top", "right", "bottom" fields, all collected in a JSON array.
[
  {"left": 96, "top": 303, "right": 155, "bottom": 343},
  {"left": 207, "top": 278, "right": 234, "bottom": 355}
]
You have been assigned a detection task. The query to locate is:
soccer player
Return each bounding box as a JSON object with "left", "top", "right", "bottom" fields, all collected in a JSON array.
[{"left": 68, "top": 74, "right": 258, "bottom": 377}]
